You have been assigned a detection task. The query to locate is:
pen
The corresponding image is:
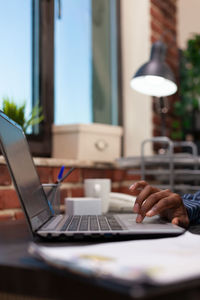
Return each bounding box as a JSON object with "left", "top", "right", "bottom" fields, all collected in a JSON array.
[
  {"left": 57, "top": 165, "right": 65, "bottom": 182},
  {"left": 56, "top": 167, "right": 75, "bottom": 184},
  {"left": 48, "top": 200, "right": 55, "bottom": 214}
]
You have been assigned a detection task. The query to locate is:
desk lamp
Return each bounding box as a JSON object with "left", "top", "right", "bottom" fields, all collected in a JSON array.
[{"left": 130, "top": 40, "right": 178, "bottom": 137}]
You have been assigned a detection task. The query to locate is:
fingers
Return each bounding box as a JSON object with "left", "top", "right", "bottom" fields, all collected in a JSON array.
[
  {"left": 129, "top": 181, "right": 185, "bottom": 225},
  {"left": 129, "top": 181, "right": 149, "bottom": 196},
  {"left": 136, "top": 192, "right": 174, "bottom": 223},
  {"left": 130, "top": 182, "right": 160, "bottom": 213},
  {"left": 145, "top": 194, "right": 180, "bottom": 217},
  {"left": 136, "top": 191, "right": 181, "bottom": 223},
  {"left": 172, "top": 215, "right": 189, "bottom": 229},
  {"left": 130, "top": 181, "right": 154, "bottom": 213},
  {"left": 135, "top": 185, "right": 162, "bottom": 211},
  {"left": 171, "top": 217, "right": 179, "bottom": 226}
]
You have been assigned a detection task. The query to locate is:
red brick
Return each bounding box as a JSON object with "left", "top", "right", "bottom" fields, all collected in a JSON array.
[
  {"left": 60, "top": 187, "right": 84, "bottom": 204},
  {"left": 163, "top": 32, "right": 176, "bottom": 47},
  {"left": 37, "top": 167, "right": 53, "bottom": 183},
  {"left": 60, "top": 188, "right": 69, "bottom": 204},
  {"left": 82, "top": 168, "right": 113, "bottom": 180},
  {"left": 124, "top": 172, "right": 141, "bottom": 181},
  {"left": 118, "top": 186, "right": 135, "bottom": 195},
  {"left": 0, "top": 165, "right": 11, "bottom": 185},
  {"left": 52, "top": 167, "right": 81, "bottom": 183},
  {"left": 151, "top": 35, "right": 160, "bottom": 44},
  {"left": 104, "top": 169, "right": 115, "bottom": 179},
  {"left": 14, "top": 210, "right": 25, "bottom": 220},
  {"left": 167, "top": 47, "right": 178, "bottom": 60},
  {"left": 151, "top": 31, "right": 162, "bottom": 41},
  {"left": 163, "top": 18, "right": 176, "bottom": 33},
  {"left": 153, "top": 128, "right": 161, "bottom": 137},
  {"left": 0, "top": 194, "right": 4, "bottom": 209},
  {"left": 151, "top": 20, "right": 163, "bottom": 36},
  {"left": 151, "top": 6, "right": 176, "bottom": 33},
  {"left": 150, "top": 0, "right": 179, "bottom": 141},
  {"left": 151, "top": 36, "right": 156, "bottom": 44},
  {"left": 112, "top": 170, "right": 126, "bottom": 182},
  {"left": 150, "top": 6, "right": 164, "bottom": 24},
  {"left": 164, "top": 3, "right": 176, "bottom": 16},
  {"left": 153, "top": 114, "right": 161, "bottom": 126},
  {"left": 111, "top": 169, "right": 140, "bottom": 182},
  {"left": 111, "top": 187, "right": 121, "bottom": 193},
  {"left": 151, "top": 0, "right": 175, "bottom": 16},
  {"left": 0, "top": 213, "right": 13, "bottom": 221},
  {"left": 71, "top": 188, "right": 84, "bottom": 198},
  {"left": 0, "top": 190, "right": 20, "bottom": 209},
  {"left": 166, "top": 57, "right": 179, "bottom": 70}
]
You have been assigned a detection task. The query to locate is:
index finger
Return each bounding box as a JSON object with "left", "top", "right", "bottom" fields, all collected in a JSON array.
[{"left": 129, "top": 181, "right": 149, "bottom": 196}]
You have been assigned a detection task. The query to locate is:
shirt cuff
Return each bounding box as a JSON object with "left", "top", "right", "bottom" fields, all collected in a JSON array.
[{"left": 182, "top": 198, "right": 200, "bottom": 224}]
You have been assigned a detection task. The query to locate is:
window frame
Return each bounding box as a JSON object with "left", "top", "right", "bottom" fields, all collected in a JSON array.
[
  {"left": 28, "top": 0, "right": 122, "bottom": 157},
  {"left": 28, "top": 0, "right": 54, "bottom": 157},
  {"left": 92, "top": 0, "right": 123, "bottom": 126}
]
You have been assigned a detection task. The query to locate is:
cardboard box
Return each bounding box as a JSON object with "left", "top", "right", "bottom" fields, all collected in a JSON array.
[{"left": 52, "top": 123, "right": 123, "bottom": 162}]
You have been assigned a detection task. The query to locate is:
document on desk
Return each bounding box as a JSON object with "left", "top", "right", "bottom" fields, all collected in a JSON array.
[{"left": 29, "top": 232, "right": 200, "bottom": 285}]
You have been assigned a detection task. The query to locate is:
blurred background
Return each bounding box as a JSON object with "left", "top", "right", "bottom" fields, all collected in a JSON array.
[{"left": 0, "top": 0, "right": 200, "bottom": 158}]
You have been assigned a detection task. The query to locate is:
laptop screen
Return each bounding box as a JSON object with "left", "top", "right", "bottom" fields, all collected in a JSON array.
[{"left": 0, "top": 111, "right": 52, "bottom": 231}]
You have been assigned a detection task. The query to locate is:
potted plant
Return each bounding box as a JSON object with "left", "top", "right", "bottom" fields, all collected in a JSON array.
[{"left": 2, "top": 97, "right": 44, "bottom": 133}]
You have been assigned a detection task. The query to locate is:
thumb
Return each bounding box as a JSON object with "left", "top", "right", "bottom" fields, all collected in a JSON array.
[
  {"left": 172, "top": 217, "right": 179, "bottom": 226},
  {"left": 172, "top": 216, "right": 188, "bottom": 228}
]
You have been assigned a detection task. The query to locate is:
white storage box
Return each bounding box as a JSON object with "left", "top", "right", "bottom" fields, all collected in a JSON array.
[
  {"left": 65, "top": 197, "right": 102, "bottom": 215},
  {"left": 52, "top": 123, "right": 123, "bottom": 162}
]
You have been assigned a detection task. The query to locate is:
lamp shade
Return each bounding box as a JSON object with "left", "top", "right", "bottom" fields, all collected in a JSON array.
[{"left": 130, "top": 41, "right": 177, "bottom": 97}]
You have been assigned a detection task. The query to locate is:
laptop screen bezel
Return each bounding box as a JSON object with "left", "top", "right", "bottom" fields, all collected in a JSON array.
[{"left": 0, "top": 111, "right": 52, "bottom": 232}]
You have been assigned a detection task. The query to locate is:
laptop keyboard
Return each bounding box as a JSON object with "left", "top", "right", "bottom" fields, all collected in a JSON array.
[{"left": 58, "top": 215, "right": 122, "bottom": 232}]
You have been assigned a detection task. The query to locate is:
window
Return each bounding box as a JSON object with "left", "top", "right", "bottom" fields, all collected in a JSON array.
[
  {"left": 0, "top": 0, "right": 53, "bottom": 156},
  {"left": 28, "top": 0, "right": 54, "bottom": 156},
  {"left": 54, "top": 0, "right": 121, "bottom": 126},
  {"left": 92, "top": 0, "right": 120, "bottom": 125},
  {"left": 54, "top": 0, "right": 92, "bottom": 124},
  {"left": 0, "top": 0, "right": 121, "bottom": 156},
  {"left": 0, "top": 0, "right": 32, "bottom": 119}
]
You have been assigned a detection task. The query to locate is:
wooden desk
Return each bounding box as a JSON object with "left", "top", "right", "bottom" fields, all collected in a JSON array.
[{"left": 0, "top": 220, "right": 200, "bottom": 300}]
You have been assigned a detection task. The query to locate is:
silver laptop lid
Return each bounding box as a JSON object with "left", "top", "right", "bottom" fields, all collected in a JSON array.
[{"left": 0, "top": 111, "right": 52, "bottom": 231}]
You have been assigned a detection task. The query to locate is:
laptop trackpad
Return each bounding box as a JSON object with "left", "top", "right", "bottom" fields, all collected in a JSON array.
[{"left": 116, "top": 214, "right": 184, "bottom": 234}]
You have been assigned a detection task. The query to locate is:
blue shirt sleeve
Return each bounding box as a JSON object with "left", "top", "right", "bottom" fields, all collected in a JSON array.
[{"left": 182, "top": 191, "right": 200, "bottom": 224}]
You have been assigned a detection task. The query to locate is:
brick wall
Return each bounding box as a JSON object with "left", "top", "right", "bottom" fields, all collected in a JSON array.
[
  {"left": 150, "top": 0, "right": 180, "bottom": 140},
  {"left": 0, "top": 158, "right": 141, "bottom": 221}
]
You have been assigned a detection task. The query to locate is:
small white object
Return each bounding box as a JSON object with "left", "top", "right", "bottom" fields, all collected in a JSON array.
[
  {"left": 84, "top": 178, "right": 111, "bottom": 214},
  {"left": 65, "top": 197, "right": 101, "bottom": 215},
  {"left": 109, "top": 192, "right": 136, "bottom": 212}
]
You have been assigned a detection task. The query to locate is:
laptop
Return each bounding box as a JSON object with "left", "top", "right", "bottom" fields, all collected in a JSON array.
[{"left": 0, "top": 111, "right": 185, "bottom": 241}]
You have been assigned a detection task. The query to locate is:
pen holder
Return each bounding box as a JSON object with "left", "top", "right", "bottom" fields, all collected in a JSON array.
[{"left": 42, "top": 183, "right": 61, "bottom": 215}]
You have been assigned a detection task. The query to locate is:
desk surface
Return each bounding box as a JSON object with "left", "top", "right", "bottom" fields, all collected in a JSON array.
[{"left": 0, "top": 220, "right": 200, "bottom": 300}]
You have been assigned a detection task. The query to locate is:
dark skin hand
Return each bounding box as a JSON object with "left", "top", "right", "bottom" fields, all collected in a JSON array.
[{"left": 129, "top": 180, "right": 190, "bottom": 228}]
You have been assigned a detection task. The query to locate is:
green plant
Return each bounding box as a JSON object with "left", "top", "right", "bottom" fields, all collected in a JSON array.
[
  {"left": 172, "top": 34, "right": 200, "bottom": 139},
  {"left": 2, "top": 97, "right": 44, "bottom": 133}
]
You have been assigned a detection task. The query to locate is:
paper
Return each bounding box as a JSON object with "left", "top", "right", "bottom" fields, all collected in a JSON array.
[{"left": 29, "top": 232, "right": 200, "bottom": 285}]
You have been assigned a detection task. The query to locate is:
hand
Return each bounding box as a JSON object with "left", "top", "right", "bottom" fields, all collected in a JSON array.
[{"left": 129, "top": 180, "right": 189, "bottom": 228}]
